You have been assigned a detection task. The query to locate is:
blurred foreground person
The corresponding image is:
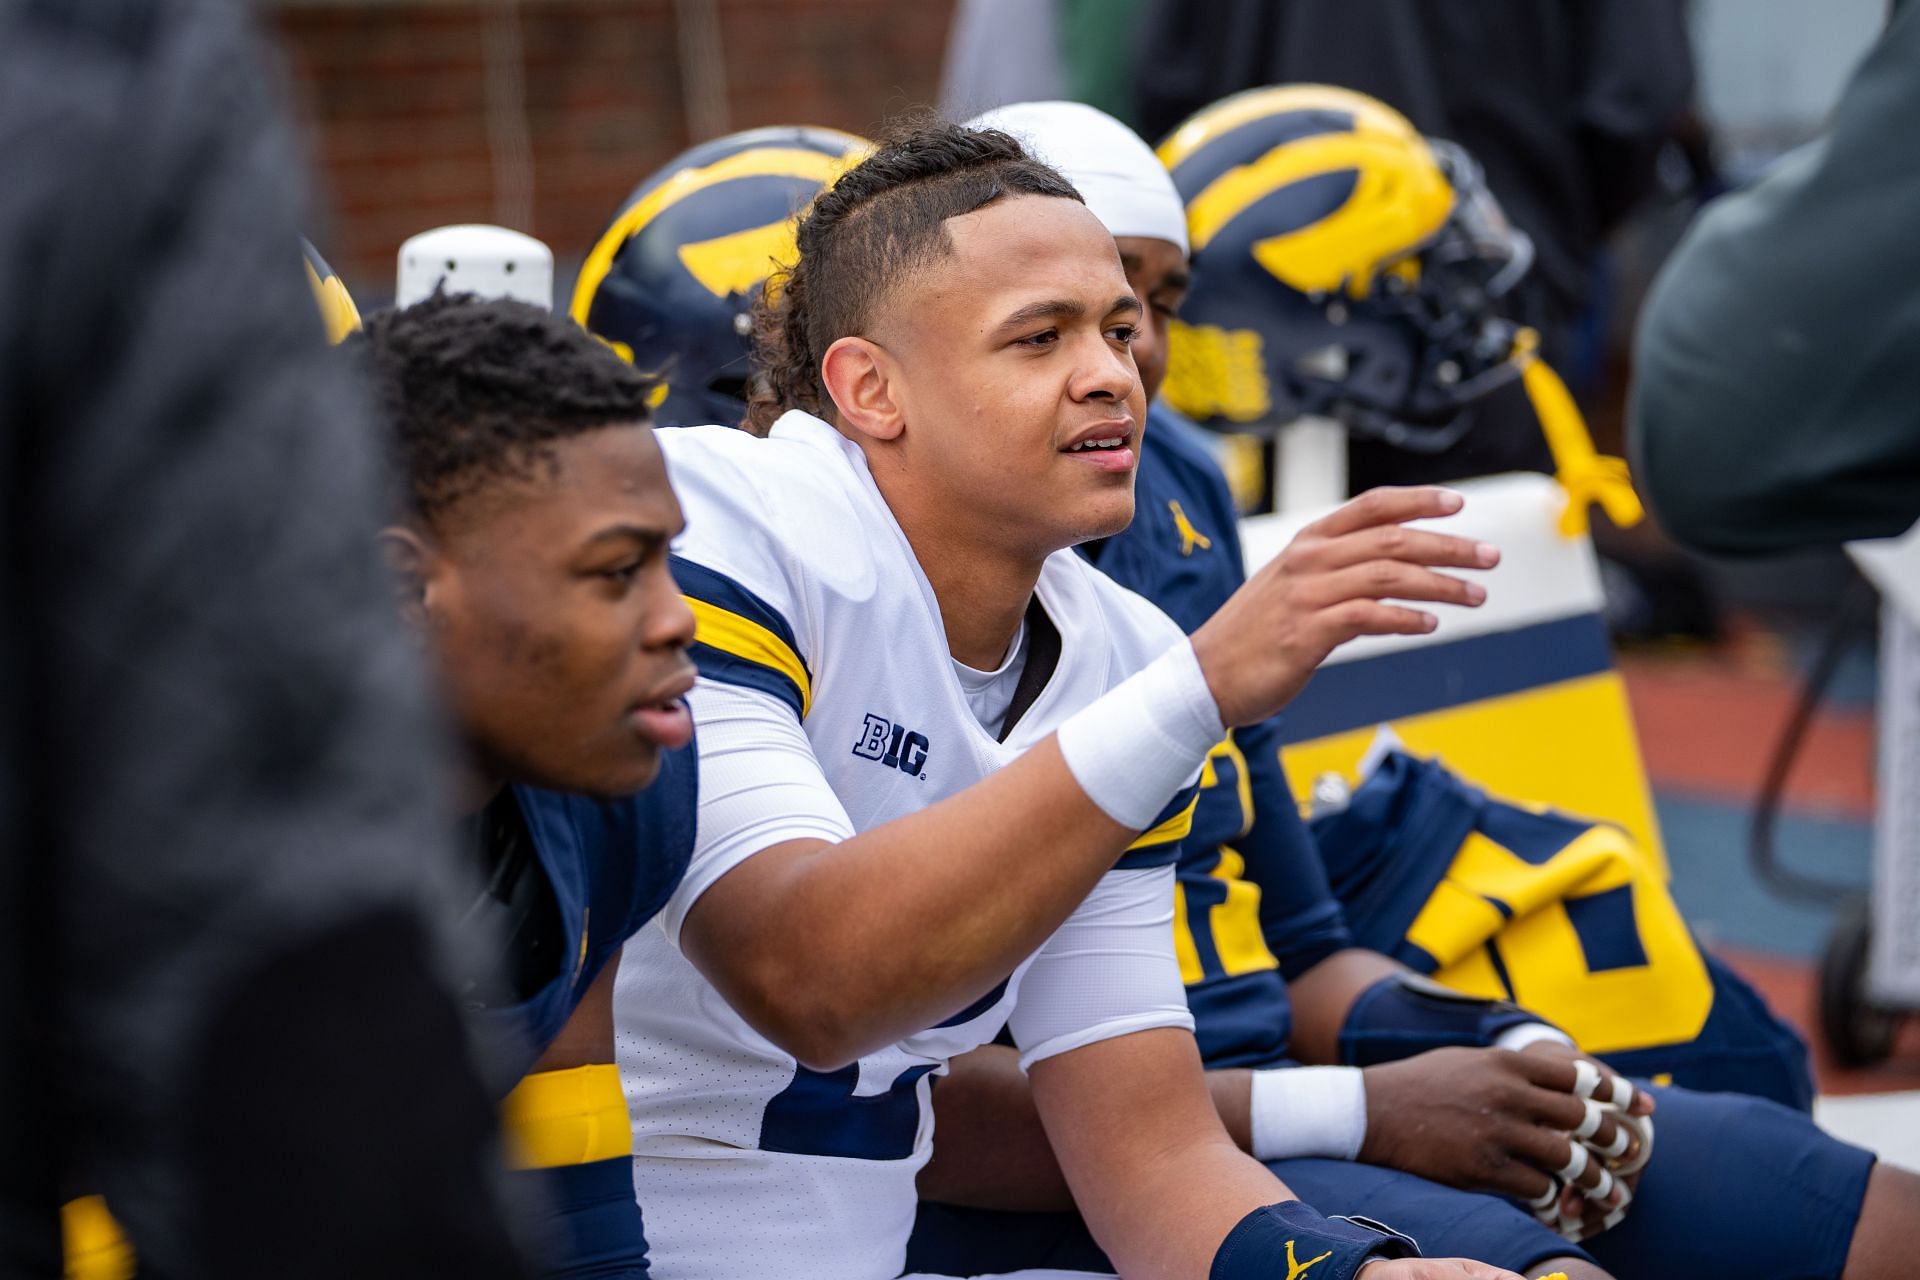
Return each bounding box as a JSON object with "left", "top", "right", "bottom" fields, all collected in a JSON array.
[
  {"left": 1630, "top": 0, "right": 1920, "bottom": 555},
  {"left": 0, "top": 1, "right": 524, "bottom": 1276}
]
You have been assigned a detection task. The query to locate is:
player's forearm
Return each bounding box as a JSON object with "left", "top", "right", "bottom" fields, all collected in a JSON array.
[
  {"left": 918, "top": 1053, "right": 1271, "bottom": 1213},
  {"left": 1033, "top": 1030, "right": 1301, "bottom": 1280},
  {"left": 686, "top": 738, "right": 1144, "bottom": 1068},
  {"left": 1091, "top": 1133, "right": 1300, "bottom": 1280},
  {"left": 918, "top": 1045, "right": 1077, "bottom": 1211}
]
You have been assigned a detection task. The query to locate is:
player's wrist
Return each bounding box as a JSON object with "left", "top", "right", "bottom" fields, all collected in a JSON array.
[
  {"left": 1186, "top": 620, "right": 1241, "bottom": 724},
  {"left": 1338, "top": 972, "right": 1563, "bottom": 1065},
  {"left": 1056, "top": 637, "right": 1223, "bottom": 831},
  {"left": 1248, "top": 1065, "right": 1367, "bottom": 1161},
  {"left": 1493, "top": 1021, "right": 1575, "bottom": 1053},
  {"left": 1211, "top": 1201, "right": 1418, "bottom": 1280}
]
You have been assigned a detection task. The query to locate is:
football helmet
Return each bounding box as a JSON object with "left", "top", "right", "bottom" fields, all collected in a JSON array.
[
  {"left": 1159, "top": 85, "right": 1639, "bottom": 533},
  {"left": 1157, "top": 84, "right": 1533, "bottom": 453},
  {"left": 570, "top": 125, "right": 868, "bottom": 427}
]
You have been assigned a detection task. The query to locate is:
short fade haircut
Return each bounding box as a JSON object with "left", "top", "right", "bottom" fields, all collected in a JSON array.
[
  {"left": 348, "top": 291, "right": 660, "bottom": 519},
  {"left": 743, "top": 116, "right": 1082, "bottom": 434}
]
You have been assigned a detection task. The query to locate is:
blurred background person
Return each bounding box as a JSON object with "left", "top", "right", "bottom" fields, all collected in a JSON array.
[
  {"left": 0, "top": 1, "right": 525, "bottom": 1275},
  {"left": 1126, "top": 0, "right": 1695, "bottom": 495},
  {"left": 1630, "top": 0, "right": 1920, "bottom": 556}
]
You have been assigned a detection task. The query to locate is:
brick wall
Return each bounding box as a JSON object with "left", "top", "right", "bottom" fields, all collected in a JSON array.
[{"left": 272, "top": 0, "right": 955, "bottom": 300}]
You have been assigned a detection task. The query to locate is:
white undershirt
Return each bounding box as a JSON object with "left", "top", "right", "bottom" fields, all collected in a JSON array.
[{"left": 950, "top": 615, "right": 1031, "bottom": 733}]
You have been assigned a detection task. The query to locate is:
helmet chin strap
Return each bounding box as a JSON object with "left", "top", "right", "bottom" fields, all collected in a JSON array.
[{"left": 1510, "top": 327, "right": 1645, "bottom": 537}]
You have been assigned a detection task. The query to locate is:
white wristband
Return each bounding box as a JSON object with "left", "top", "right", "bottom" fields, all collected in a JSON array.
[
  {"left": 1056, "top": 637, "right": 1224, "bottom": 831},
  {"left": 1248, "top": 1066, "right": 1368, "bottom": 1162},
  {"left": 1494, "top": 1022, "right": 1575, "bottom": 1053}
]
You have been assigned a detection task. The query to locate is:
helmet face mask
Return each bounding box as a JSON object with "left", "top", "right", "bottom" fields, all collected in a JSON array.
[
  {"left": 1160, "top": 86, "right": 1533, "bottom": 451},
  {"left": 572, "top": 126, "right": 868, "bottom": 428}
]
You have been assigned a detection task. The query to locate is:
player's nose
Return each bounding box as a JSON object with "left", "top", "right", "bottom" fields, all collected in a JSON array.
[{"left": 1071, "top": 331, "right": 1138, "bottom": 406}]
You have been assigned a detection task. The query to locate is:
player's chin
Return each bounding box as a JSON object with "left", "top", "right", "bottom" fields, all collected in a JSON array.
[
  {"left": 595, "top": 742, "right": 664, "bottom": 797},
  {"left": 527, "top": 739, "right": 663, "bottom": 800},
  {"left": 1070, "top": 484, "right": 1137, "bottom": 541}
]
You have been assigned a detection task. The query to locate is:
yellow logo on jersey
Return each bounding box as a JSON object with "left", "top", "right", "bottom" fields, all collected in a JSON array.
[
  {"left": 1286, "top": 1240, "right": 1333, "bottom": 1280},
  {"left": 1169, "top": 499, "right": 1213, "bottom": 556},
  {"left": 1164, "top": 319, "right": 1272, "bottom": 424}
]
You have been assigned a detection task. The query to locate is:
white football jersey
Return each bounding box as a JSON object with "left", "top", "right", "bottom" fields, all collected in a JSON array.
[{"left": 616, "top": 411, "right": 1199, "bottom": 1280}]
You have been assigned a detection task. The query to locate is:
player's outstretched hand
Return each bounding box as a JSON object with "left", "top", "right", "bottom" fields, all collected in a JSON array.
[
  {"left": 1191, "top": 487, "right": 1498, "bottom": 727},
  {"left": 1357, "top": 1045, "right": 1647, "bottom": 1225},
  {"left": 1360, "top": 1259, "right": 1530, "bottom": 1278}
]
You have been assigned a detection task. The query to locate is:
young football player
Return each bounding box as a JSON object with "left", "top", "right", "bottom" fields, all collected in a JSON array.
[
  {"left": 611, "top": 120, "right": 1519, "bottom": 1280},
  {"left": 898, "top": 100, "right": 1920, "bottom": 1280},
  {"left": 352, "top": 292, "right": 700, "bottom": 1278}
]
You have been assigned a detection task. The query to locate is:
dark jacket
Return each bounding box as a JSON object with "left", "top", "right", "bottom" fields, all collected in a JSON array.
[
  {"left": 1630, "top": 2, "right": 1920, "bottom": 555},
  {"left": 0, "top": 2, "right": 523, "bottom": 1275},
  {"left": 1130, "top": 0, "right": 1694, "bottom": 328}
]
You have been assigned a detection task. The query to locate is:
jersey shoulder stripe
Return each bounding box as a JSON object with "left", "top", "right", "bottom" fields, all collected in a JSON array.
[
  {"left": 673, "top": 553, "right": 812, "bottom": 719},
  {"left": 1116, "top": 778, "right": 1202, "bottom": 870}
]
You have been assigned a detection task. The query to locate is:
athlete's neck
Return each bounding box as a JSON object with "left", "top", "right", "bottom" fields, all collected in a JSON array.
[
  {"left": 921, "top": 539, "right": 1040, "bottom": 670},
  {"left": 879, "top": 480, "right": 1042, "bottom": 669}
]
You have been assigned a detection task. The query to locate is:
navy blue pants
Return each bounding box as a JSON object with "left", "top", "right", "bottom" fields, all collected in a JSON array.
[{"left": 907, "top": 1085, "right": 1875, "bottom": 1279}]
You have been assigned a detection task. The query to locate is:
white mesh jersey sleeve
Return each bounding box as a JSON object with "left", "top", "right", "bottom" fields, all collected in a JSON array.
[
  {"left": 659, "top": 677, "right": 854, "bottom": 947},
  {"left": 653, "top": 425, "right": 868, "bottom": 946},
  {"left": 1006, "top": 864, "right": 1195, "bottom": 1071}
]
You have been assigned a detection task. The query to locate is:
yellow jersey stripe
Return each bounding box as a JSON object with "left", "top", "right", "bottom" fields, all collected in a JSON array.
[
  {"left": 1128, "top": 794, "right": 1200, "bottom": 850},
  {"left": 686, "top": 595, "right": 813, "bottom": 719}
]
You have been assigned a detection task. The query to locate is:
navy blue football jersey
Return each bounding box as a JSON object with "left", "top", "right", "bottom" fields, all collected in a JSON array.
[
  {"left": 470, "top": 744, "right": 699, "bottom": 1081},
  {"left": 1084, "top": 406, "right": 1350, "bottom": 1069},
  {"left": 1090, "top": 407, "right": 1811, "bottom": 1108}
]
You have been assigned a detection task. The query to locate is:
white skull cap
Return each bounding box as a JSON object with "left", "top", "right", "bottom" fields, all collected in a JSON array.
[{"left": 967, "top": 100, "right": 1188, "bottom": 255}]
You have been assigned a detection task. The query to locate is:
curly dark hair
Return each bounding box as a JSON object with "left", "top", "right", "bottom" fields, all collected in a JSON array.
[
  {"left": 347, "top": 291, "right": 660, "bottom": 519},
  {"left": 741, "top": 117, "right": 1081, "bottom": 434}
]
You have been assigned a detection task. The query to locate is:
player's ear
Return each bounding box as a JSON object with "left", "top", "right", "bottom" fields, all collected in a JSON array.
[
  {"left": 820, "top": 335, "right": 903, "bottom": 443},
  {"left": 377, "top": 523, "right": 441, "bottom": 633}
]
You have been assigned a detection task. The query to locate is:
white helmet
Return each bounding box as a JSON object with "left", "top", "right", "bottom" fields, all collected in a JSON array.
[{"left": 396, "top": 225, "right": 553, "bottom": 310}]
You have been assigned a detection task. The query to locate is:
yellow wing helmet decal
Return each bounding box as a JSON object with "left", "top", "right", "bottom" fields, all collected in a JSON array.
[
  {"left": 1183, "top": 130, "right": 1453, "bottom": 299},
  {"left": 1161, "top": 83, "right": 1449, "bottom": 300},
  {"left": 1158, "top": 83, "right": 1424, "bottom": 174},
  {"left": 301, "top": 239, "right": 361, "bottom": 344},
  {"left": 569, "top": 143, "right": 868, "bottom": 331},
  {"left": 677, "top": 219, "right": 804, "bottom": 300},
  {"left": 1509, "top": 327, "right": 1644, "bottom": 537}
]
